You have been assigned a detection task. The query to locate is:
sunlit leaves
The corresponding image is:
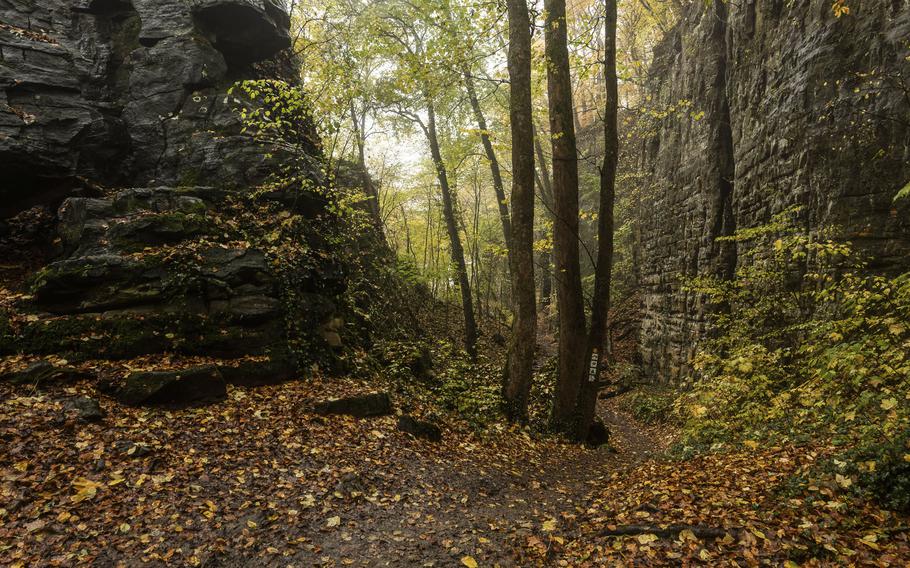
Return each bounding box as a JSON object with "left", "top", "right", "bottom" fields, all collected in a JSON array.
[
  {"left": 70, "top": 477, "right": 103, "bottom": 503},
  {"left": 832, "top": 0, "right": 850, "bottom": 18}
]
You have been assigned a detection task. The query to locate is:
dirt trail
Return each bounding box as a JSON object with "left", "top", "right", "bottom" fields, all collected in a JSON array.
[
  {"left": 274, "top": 395, "right": 663, "bottom": 567},
  {"left": 284, "top": 327, "right": 665, "bottom": 567}
]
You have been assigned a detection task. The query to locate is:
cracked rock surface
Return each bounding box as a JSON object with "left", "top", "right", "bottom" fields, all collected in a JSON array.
[
  {"left": 0, "top": 0, "right": 297, "bottom": 217},
  {"left": 636, "top": 1, "right": 910, "bottom": 382}
]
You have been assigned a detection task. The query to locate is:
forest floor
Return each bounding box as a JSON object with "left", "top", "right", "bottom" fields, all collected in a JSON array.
[
  {"left": 1, "top": 325, "right": 909, "bottom": 566},
  {"left": 3, "top": 366, "right": 909, "bottom": 567}
]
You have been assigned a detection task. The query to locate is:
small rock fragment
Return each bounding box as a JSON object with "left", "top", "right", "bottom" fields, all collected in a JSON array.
[
  {"left": 397, "top": 415, "right": 442, "bottom": 442},
  {"left": 312, "top": 392, "right": 392, "bottom": 418}
]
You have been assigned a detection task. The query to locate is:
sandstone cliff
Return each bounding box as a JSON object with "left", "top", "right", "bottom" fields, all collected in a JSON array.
[
  {"left": 0, "top": 0, "right": 346, "bottom": 394},
  {"left": 637, "top": 0, "right": 910, "bottom": 382},
  {"left": 1, "top": 0, "right": 300, "bottom": 216}
]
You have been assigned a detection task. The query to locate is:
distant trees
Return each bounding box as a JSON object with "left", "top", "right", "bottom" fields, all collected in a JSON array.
[
  {"left": 293, "top": 0, "right": 629, "bottom": 438},
  {"left": 369, "top": 1, "right": 479, "bottom": 357}
]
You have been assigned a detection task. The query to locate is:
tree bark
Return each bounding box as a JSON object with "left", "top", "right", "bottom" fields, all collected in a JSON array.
[
  {"left": 544, "top": 0, "right": 586, "bottom": 431},
  {"left": 572, "top": 0, "right": 618, "bottom": 440},
  {"left": 502, "top": 0, "right": 537, "bottom": 420},
  {"left": 464, "top": 70, "right": 512, "bottom": 255},
  {"left": 424, "top": 98, "right": 479, "bottom": 358}
]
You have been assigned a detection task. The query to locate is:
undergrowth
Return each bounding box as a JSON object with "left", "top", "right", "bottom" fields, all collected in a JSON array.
[{"left": 665, "top": 208, "right": 910, "bottom": 511}]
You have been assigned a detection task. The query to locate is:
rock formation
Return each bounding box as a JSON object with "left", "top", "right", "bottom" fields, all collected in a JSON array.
[
  {"left": 0, "top": 0, "right": 301, "bottom": 217},
  {"left": 637, "top": 1, "right": 910, "bottom": 382},
  {"left": 0, "top": 0, "right": 344, "bottom": 392}
]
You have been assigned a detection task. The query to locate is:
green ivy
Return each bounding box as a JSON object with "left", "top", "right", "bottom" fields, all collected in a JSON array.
[{"left": 671, "top": 210, "right": 910, "bottom": 510}]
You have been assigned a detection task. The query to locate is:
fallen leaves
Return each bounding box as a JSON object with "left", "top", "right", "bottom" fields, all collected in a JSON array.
[
  {"left": 1, "top": 365, "right": 908, "bottom": 567},
  {"left": 636, "top": 533, "right": 658, "bottom": 545},
  {"left": 557, "top": 443, "right": 910, "bottom": 565},
  {"left": 70, "top": 477, "right": 103, "bottom": 503}
]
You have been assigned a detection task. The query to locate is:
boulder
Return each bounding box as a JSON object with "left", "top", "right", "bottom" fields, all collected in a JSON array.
[
  {"left": 111, "top": 440, "right": 153, "bottom": 458},
  {"left": 116, "top": 365, "right": 226, "bottom": 406},
  {"left": 0, "top": 360, "right": 92, "bottom": 386},
  {"left": 320, "top": 317, "right": 344, "bottom": 348},
  {"left": 407, "top": 346, "right": 434, "bottom": 381},
  {"left": 313, "top": 392, "right": 392, "bottom": 418},
  {"left": 586, "top": 418, "right": 610, "bottom": 448},
  {"left": 397, "top": 415, "right": 442, "bottom": 442},
  {"left": 217, "top": 356, "right": 296, "bottom": 387},
  {"left": 62, "top": 396, "right": 105, "bottom": 422}
]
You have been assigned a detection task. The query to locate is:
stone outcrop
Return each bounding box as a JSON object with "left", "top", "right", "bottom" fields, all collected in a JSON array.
[
  {"left": 2, "top": 184, "right": 340, "bottom": 367},
  {"left": 117, "top": 364, "right": 226, "bottom": 406},
  {"left": 0, "top": 0, "right": 302, "bottom": 217},
  {"left": 637, "top": 1, "right": 910, "bottom": 382},
  {"left": 0, "top": 0, "right": 347, "bottom": 391}
]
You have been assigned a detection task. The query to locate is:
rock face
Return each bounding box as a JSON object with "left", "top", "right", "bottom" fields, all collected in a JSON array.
[
  {"left": 638, "top": 1, "right": 910, "bottom": 382},
  {"left": 3, "top": 185, "right": 340, "bottom": 365},
  {"left": 0, "top": 0, "right": 345, "bottom": 383},
  {"left": 0, "top": 0, "right": 301, "bottom": 217}
]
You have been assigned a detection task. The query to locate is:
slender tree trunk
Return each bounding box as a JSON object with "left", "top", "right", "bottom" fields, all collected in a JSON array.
[
  {"left": 502, "top": 0, "right": 537, "bottom": 420},
  {"left": 471, "top": 175, "right": 483, "bottom": 324},
  {"left": 423, "top": 188, "right": 432, "bottom": 273},
  {"left": 545, "top": 0, "right": 586, "bottom": 432},
  {"left": 464, "top": 70, "right": 512, "bottom": 255},
  {"left": 398, "top": 202, "right": 415, "bottom": 260},
  {"left": 534, "top": 128, "right": 554, "bottom": 309},
  {"left": 572, "top": 0, "right": 618, "bottom": 440},
  {"left": 424, "top": 98, "right": 478, "bottom": 358},
  {"left": 349, "top": 101, "right": 384, "bottom": 237},
  {"left": 534, "top": 174, "right": 553, "bottom": 310}
]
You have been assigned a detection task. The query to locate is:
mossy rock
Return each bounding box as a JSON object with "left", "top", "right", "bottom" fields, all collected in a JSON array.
[
  {"left": 30, "top": 255, "right": 170, "bottom": 314},
  {"left": 117, "top": 365, "right": 226, "bottom": 407},
  {"left": 5, "top": 311, "right": 286, "bottom": 361},
  {"left": 107, "top": 212, "right": 212, "bottom": 252}
]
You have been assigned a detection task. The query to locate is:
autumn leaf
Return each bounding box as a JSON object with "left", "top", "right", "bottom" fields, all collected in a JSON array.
[
  {"left": 637, "top": 533, "right": 658, "bottom": 545},
  {"left": 327, "top": 515, "right": 341, "bottom": 527},
  {"left": 71, "top": 477, "right": 102, "bottom": 503},
  {"left": 461, "top": 556, "right": 478, "bottom": 568},
  {"left": 542, "top": 518, "right": 557, "bottom": 532},
  {"left": 880, "top": 398, "right": 897, "bottom": 411}
]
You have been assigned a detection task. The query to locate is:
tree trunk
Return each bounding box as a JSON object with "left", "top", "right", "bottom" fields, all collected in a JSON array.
[
  {"left": 464, "top": 70, "right": 512, "bottom": 255},
  {"left": 349, "top": 101, "right": 384, "bottom": 237},
  {"left": 573, "top": 0, "right": 618, "bottom": 440},
  {"left": 544, "top": 0, "right": 586, "bottom": 432},
  {"left": 502, "top": 0, "right": 537, "bottom": 421},
  {"left": 424, "top": 98, "right": 479, "bottom": 358},
  {"left": 534, "top": 127, "right": 554, "bottom": 309}
]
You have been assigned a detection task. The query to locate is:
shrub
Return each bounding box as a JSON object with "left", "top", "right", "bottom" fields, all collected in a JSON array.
[{"left": 674, "top": 208, "right": 910, "bottom": 508}]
